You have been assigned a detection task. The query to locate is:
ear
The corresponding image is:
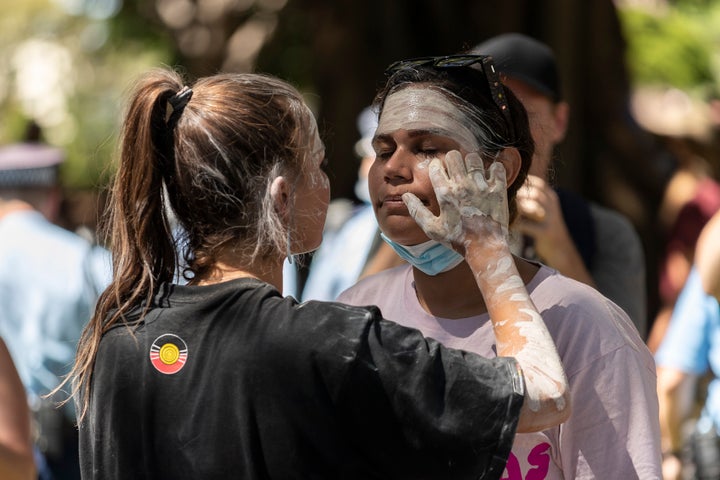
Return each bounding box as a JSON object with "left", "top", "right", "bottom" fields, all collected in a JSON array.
[
  {"left": 552, "top": 100, "right": 570, "bottom": 144},
  {"left": 496, "top": 148, "right": 522, "bottom": 187},
  {"left": 270, "top": 176, "right": 291, "bottom": 220}
]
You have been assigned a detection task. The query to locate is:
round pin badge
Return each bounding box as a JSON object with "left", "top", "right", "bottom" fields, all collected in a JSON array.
[{"left": 150, "top": 334, "right": 188, "bottom": 375}]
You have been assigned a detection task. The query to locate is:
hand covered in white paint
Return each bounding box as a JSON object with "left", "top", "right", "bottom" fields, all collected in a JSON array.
[{"left": 402, "top": 150, "right": 509, "bottom": 252}]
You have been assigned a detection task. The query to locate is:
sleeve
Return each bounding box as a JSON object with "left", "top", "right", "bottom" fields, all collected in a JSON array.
[
  {"left": 559, "top": 343, "right": 662, "bottom": 479},
  {"left": 310, "top": 302, "right": 525, "bottom": 479},
  {"left": 656, "top": 268, "right": 719, "bottom": 374}
]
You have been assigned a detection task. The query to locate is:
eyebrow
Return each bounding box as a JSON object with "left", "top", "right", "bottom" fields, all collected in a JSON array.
[{"left": 373, "top": 129, "right": 450, "bottom": 145}]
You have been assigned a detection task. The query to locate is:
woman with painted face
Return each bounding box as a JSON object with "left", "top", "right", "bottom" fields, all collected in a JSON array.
[
  {"left": 338, "top": 56, "right": 662, "bottom": 479},
  {"left": 66, "top": 68, "right": 569, "bottom": 480}
]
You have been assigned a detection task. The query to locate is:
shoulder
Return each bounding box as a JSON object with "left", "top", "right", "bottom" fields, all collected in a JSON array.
[
  {"left": 532, "top": 267, "right": 652, "bottom": 372},
  {"left": 337, "top": 264, "right": 411, "bottom": 305},
  {"left": 534, "top": 265, "right": 634, "bottom": 325},
  {"left": 532, "top": 265, "right": 613, "bottom": 309},
  {"left": 251, "top": 285, "right": 386, "bottom": 343},
  {"left": 589, "top": 203, "right": 642, "bottom": 245}
]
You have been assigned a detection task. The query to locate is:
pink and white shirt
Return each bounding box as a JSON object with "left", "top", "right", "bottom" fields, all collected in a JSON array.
[{"left": 338, "top": 264, "right": 661, "bottom": 479}]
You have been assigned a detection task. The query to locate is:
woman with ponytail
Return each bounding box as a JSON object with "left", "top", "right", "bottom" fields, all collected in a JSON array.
[{"left": 71, "top": 67, "right": 570, "bottom": 479}]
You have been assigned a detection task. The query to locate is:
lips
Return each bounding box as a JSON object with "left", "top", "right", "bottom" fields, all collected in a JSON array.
[
  {"left": 376, "top": 193, "right": 404, "bottom": 213},
  {"left": 379, "top": 193, "right": 429, "bottom": 214}
]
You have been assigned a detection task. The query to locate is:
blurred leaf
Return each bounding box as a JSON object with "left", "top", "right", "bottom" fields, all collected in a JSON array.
[
  {"left": 619, "top": 3, "right": 719, "bottom": 91},
  {"left": 0, "top": 0, "right": 174, "bottom": 189}
]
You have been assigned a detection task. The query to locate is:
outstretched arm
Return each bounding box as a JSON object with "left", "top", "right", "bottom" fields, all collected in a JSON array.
[{"left": 403, "top": 150, "right": 571, "bottom": 433}]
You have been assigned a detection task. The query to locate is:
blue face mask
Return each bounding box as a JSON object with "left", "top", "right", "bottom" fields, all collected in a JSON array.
[{"left": 381, "top": 233, "right": 464, "bottom": 276}]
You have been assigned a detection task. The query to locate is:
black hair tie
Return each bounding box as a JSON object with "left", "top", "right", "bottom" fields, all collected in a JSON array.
[
  {"left": 161, "top": 86, "right": 193, "bottom": 180},
  {"left": 165, "top": 86, "right": 193, "bottom": 129}
]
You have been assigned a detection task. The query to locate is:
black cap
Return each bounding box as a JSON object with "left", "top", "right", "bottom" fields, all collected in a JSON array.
[{"left": 473, "top": 33, "right": 561, "bottom": 101}]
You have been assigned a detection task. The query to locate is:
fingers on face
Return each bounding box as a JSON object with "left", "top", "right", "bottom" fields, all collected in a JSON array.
[
  {"left": 403, "top": 192, "right": 441, "bottom": 236},
  {"left": 464, "top": 152, "right": 488, "bottom": 185},
  {"left": 443, "top": 150, "right": 466, "bottom": 182},
  {"left": 487, "top": 161, "right": 507, "bottom": 191},
  {"left": 428, "top": 158, "right": 450, "bottom": 192}
]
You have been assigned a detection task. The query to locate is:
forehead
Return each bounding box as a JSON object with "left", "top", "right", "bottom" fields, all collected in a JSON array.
[{"left": 376, "top": 86, "right": 481, "bottom": 151}]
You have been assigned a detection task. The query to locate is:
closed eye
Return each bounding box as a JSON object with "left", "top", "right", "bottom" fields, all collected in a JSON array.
[
  {"left": 375, "top": 147, "right": 395, "bottom": 161},
  {"left": 417, "top": 147, "right": 439, "bottom": 158}
]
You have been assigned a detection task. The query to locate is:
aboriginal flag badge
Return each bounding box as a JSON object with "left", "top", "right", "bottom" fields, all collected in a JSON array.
[{"left": 150, "top": 334, "right": 188, "bottom": 375}]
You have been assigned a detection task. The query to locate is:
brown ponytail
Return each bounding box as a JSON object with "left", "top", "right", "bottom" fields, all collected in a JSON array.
[{"left": 71, "top": 69, "right": 187, "bottom": 419}]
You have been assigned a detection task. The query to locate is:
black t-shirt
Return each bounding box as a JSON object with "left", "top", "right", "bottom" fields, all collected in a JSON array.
[{"left": 80, "top": 278, "right": 523, "bottom": 479}]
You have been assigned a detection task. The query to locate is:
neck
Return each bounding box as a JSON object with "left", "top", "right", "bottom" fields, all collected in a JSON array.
[
  {"left": 412, "top": 255, "right": 538, "bottom": 319},
  {"left": 0, "top": 199, "right": 34, "bottom": 221},
  {"left": 193, "top": 255, "right": 284, "bottom": 291}
]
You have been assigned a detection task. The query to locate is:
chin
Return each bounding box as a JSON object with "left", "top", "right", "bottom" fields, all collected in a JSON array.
[{"left": 381, "top": 227, "right": 428, "bottom": 247}]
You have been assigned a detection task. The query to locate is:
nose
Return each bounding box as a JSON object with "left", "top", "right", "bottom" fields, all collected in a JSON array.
[{"left": 382, "top": 148, "right": 414, "bottom": 184}]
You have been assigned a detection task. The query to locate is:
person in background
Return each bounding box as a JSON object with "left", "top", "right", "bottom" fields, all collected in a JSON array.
[
  {"left": 338, "top": 52, "right": 660, "bottom": 478},
  {"left": 473, "top": 33, "right": 648, "bottom": 336},
  {"left": 655, "top": 266, "right": 719, "bottom": 480},
  {"left": 298, "top": 106, "right": 403, "bottom": 301},
  {"left": 67, "top": 68, "right": 571, "bottom": 479},
  {"left": 0, "top": 337, "right": 35, "bottom": 480},
  {"left": 647, "top": 137, "right": 720, "bottom": 353},
  {"left": 655, "top": 209, "right": 720, "bottom": 480},
  {"left": 0, "top": 130, "right": 111, "bottom": 480}
]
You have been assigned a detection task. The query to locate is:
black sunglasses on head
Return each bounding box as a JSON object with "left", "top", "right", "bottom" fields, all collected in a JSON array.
[{"left": 384, "top": 54, "right": 516, "bottom": 142}]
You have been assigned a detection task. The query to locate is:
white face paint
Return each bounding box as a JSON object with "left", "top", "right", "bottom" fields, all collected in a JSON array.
[{"left": 377, "top": 87, "right": 482, "bottom": 153}]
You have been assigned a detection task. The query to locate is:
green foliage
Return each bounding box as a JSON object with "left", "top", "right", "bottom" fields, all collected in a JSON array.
[
  {"left": 0, "top": 0, "right": 174, "bottom": 189},
  {"left": 619, "top": 2, "right": 720, "bottom": 92}
]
